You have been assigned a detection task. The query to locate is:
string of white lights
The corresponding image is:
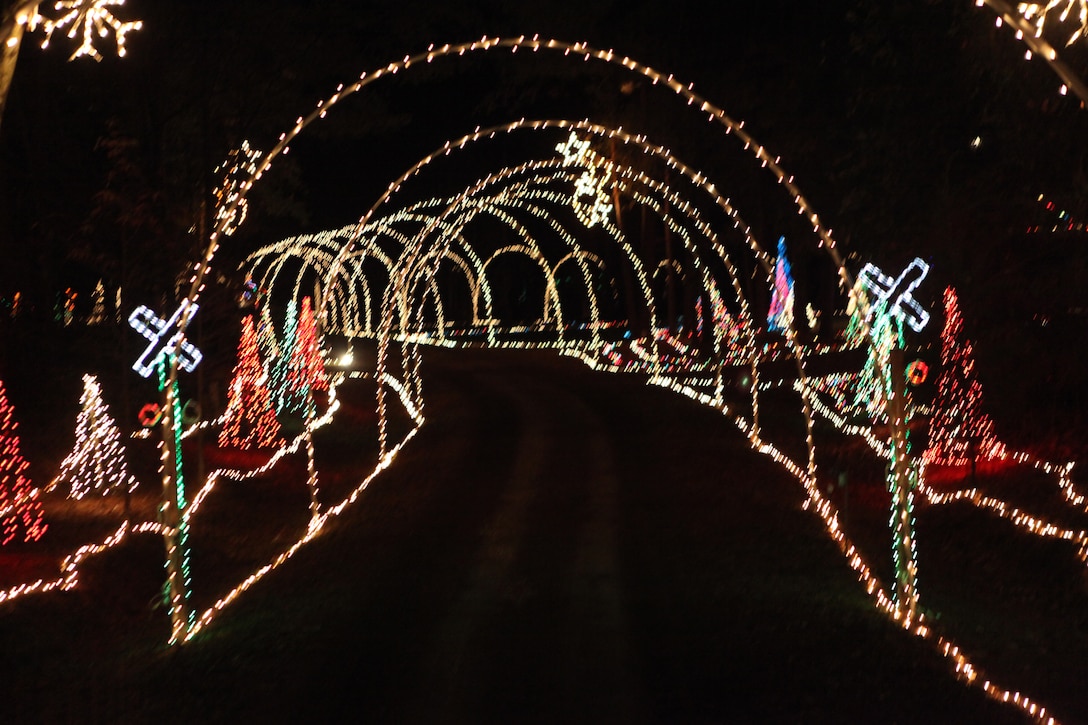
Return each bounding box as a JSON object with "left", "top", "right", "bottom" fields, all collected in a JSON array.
[{"left": 0, "top": 35, "right": 1061, "bottom": 721}]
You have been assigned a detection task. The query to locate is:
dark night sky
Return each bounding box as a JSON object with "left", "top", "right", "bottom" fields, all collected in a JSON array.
[
  {"left": 1, "top": 0, "right": 1087, "bottom": 322},
  {"left": 0, "top": 0, "right": 1085, "bottom": 478}
]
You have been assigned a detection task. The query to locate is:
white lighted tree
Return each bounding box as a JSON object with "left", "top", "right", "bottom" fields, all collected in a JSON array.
[
  {"left": 51, "top": 373, "right": 138, "bottom": 499},
  {"left": 87, "top": 279, "right": 106, "bottom": 325}
]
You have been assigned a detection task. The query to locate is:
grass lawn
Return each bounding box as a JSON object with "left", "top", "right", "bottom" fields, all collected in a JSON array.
[{"left": 0, "top": 347, "right": 1085, "bottom": 723}]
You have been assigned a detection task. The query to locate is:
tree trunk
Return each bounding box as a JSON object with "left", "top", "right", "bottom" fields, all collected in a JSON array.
[{"left": 0, "top": 2, "right": 39, "bottom": 133}]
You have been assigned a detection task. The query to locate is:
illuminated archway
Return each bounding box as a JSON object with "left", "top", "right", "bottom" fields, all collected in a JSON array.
[{"left": 79, "top": 36, "right": 1066, "bottom": 722}]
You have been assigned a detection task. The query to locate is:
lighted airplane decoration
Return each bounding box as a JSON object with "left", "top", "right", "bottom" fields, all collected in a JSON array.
[
  {"left": 128, "top": 301, "right": 203, "bottom": 378},
  {"left": 857, "top": 257, "right": 931, "bottom": 332}
]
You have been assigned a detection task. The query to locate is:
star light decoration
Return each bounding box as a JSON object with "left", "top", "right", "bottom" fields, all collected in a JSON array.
[
  {"left": 975, "top": 0, "right": 1088, "bottom": 101},
  {"left": 213, "top": 140, "right": 263, "bottom": 237},
  {"left": 555, "top": 131, "right": 612, "bottom": 228},
  {"left": 87, "top": 279, "right": 106, "bottom": 325},
  {"left": 1018, "top": 1, "right": 1088, "bottom": 44},
  {"left": 29, "top": 0, "right": 143, "bottom": 61}
]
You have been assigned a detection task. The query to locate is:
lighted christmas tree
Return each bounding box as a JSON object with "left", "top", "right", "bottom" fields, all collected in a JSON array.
[
  {"left": 219, "top": 315, "right": 283, "bottom": 449},
  {"left": 87, "top": 280, "right": 107, "bottom": 325},
  {"left": 767, "top": 236, "right": 795, "bottom": 333},
  {"left": 281, "top": 297, "right": 329, "bottom": 416},
  {"left": 924, "top": 286, "right": 1007, "bottom": 465},
  {"left": 852, "top": 295, "right": 900, "bottom": 421},
  {"left": 843, "top": 278, "right": 870, "bottom": 349},
  {"left": 0, "top": 379, "right": 46, "bottom": 545},
  {"left": 256, "top": 302, "right": 281, "bottom": 374},
  {"left": 272, "top": 298, "right": 298, "bottom": 413},
  {"left": 53, "top": 374, "right": 137, "bottom": 499},
  {"left": 832, "top": 280, "right": 886, "bottom": 420},
  {"left": 297, "top": 297, "right": 329, "bottom": 395}
]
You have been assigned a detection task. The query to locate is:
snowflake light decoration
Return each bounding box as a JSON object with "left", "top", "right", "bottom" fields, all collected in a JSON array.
[
  {"left": 1018, "top": 0, "right": 1088, "bottom": 44},
  {"left": 30, "top": 0, "right": 143, "bottom": 61}
]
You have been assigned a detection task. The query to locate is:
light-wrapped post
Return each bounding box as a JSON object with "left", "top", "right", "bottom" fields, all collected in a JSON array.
[
  {"left": 888, "top": 346, "right": 918, "bottom": 619},
  {"left": 129, "top": 301, "right": 202, "bottom": 645},
  {"left": 156, "top": 355, "right": 192, "bottom": 644}
]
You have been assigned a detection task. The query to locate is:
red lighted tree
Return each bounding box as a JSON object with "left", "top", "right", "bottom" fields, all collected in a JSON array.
[
  {"left": 0, "top": 379, "right": 46, "bottom": 544},
  {"left": 282, "top": 296, "right": 328, "bottom": 416},
  {"left": 925, "top": 286, "right": 1006, "bottom": 465},
  {"left": 219, "top": 315, "right": 283, "bottom": 449}
]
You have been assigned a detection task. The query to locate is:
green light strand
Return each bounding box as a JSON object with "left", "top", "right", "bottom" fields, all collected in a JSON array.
[{"left": 157, "top": 357, "right": 194, "bottom": 634}]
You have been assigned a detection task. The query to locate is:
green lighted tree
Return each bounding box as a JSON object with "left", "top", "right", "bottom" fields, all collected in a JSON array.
[{"left": 281, "top": 297, "right": 328, "bottom": 417}]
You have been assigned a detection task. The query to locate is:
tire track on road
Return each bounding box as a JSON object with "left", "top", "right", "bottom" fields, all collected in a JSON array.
[{"left": 408, "top": 362, "right": 643, "bottom": 723}]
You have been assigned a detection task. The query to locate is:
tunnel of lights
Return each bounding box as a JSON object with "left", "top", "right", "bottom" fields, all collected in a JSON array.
[{"left": 5, "top": 35, "right": 1088, "bottom": 724}]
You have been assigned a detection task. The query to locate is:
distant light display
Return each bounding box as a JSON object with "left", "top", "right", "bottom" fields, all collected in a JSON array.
[{"left": 1026, "top": 193, "right": 1088, "bottom": 234}]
